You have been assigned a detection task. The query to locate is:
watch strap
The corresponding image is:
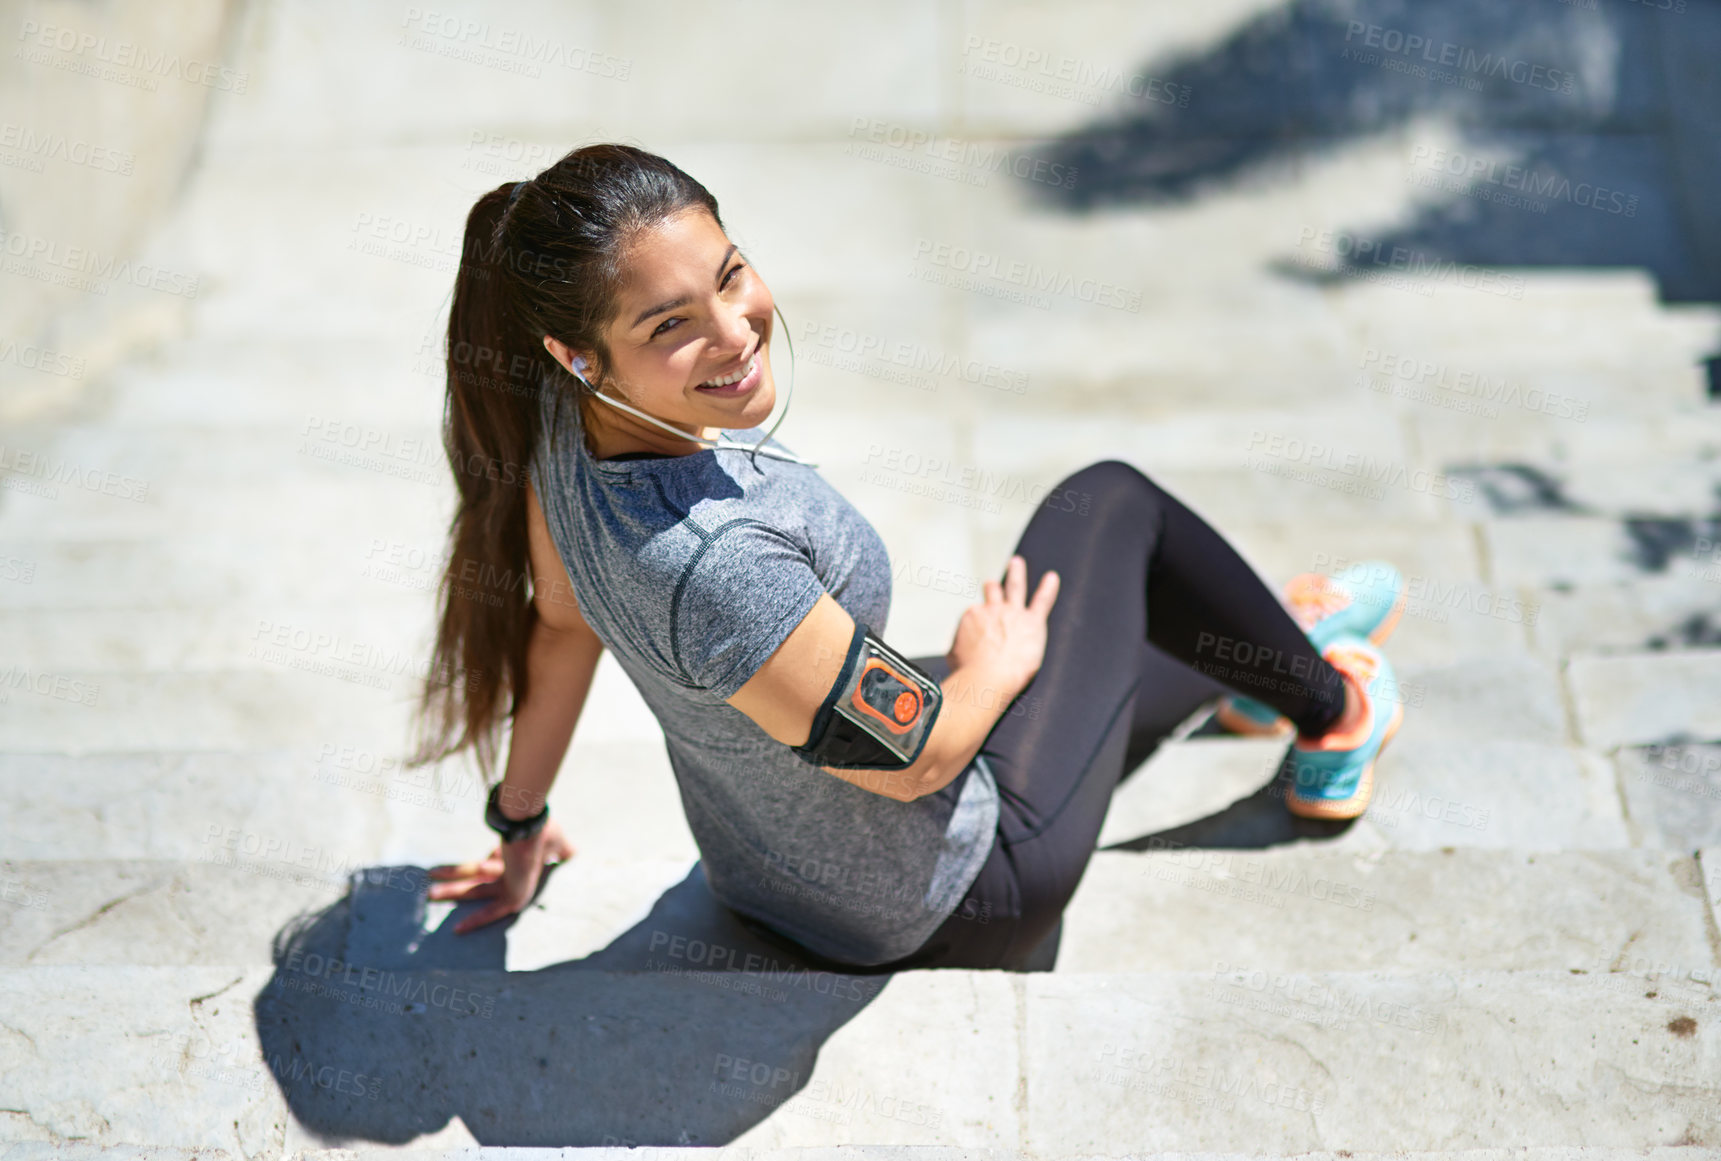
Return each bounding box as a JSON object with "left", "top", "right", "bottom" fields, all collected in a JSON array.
[{"left": 485, "top": 783, "right": 549, "bottom": 843}]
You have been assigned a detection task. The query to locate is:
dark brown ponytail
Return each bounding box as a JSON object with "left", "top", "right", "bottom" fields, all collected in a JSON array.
[{"left": 408, "top": 144, "right": 723, "bottom": 781}]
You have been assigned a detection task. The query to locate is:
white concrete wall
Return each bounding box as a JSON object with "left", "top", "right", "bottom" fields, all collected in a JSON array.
[{"left": 0, "top": 0, "right": 238, "bottom": 421}]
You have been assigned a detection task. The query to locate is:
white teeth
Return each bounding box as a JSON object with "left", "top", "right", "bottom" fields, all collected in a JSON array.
[{"left": 701, "top": 353, "right": 756, "bottom": 388}]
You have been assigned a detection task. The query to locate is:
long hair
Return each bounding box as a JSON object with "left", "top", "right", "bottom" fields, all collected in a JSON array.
[{"left": 408, "top": 143, "right": 723, "bottom": 781}]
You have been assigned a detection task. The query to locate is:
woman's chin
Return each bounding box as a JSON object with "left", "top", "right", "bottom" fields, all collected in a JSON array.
[
  {"left": 688, "top": 367, "right": 776, "bottom": 432},
  {"left": 722, "top": 381, "right": 776, "bottom": 430}
]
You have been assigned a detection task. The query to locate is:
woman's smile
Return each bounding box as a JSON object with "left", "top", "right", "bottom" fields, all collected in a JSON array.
[{"left": 695, "top": 348, "right": 762, "bottom": 396}]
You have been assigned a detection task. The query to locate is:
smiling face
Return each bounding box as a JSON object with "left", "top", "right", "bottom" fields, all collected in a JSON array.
[{"left": 543, "top": 206, "right": 777, "bottom": 459}]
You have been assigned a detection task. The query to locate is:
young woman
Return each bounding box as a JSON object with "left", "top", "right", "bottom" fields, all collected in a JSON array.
[{"left": 414, "top": 144, "right": 1406, "bottom": 972}]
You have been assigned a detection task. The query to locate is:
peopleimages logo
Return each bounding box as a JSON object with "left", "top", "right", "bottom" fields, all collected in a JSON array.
[
  {"left": 15, "top": 19, "right": 250, "bottom": 92},
  {"left": 910, "top": 239, "right": 1143, "bottom": 313},
  {"left": 1243, "top": 431, "right": 1478, "bottom": 505},
  {"left": 1341, "top": 21, "right": 1577, "bottom": 93},
  {"left": 1292, "top": 227, "right": 1526, "bottom": 300},
  {"left": 1357, "top": 348, "right": 1590, "bottom": 423},
  {"left": 1407, "top": 146, "right": 1638, "bottom": 218}
]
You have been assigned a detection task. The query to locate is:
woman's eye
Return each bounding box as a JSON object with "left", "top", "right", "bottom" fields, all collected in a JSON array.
[{"left": 647, "top": 266, "right": 744, "bottom": 339}]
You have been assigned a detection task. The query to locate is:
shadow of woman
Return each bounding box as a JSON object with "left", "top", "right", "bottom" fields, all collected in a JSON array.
[
  {"left": 256, "top": 642, "right": 1336, "bottom": 1147},
  {"left": 254, "top": 859, "right": 982, "bottom": 1148},
  {"left": 1106, "top": 735, "right": 1356, "bottom": 853}
]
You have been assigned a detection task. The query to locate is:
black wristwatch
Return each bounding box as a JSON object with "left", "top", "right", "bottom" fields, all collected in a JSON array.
[{"left": 485, "top": 784, "right": 550, "bottom": 844}]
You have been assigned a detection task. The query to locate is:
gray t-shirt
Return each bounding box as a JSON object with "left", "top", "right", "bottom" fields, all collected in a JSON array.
[{"left": 529, "top": 386, "right": 999, "bottom": 966}]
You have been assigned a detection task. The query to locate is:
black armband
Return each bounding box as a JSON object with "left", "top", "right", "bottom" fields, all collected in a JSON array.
[{"left": 791, "top": 621, "right": 942, "bottom": 770}]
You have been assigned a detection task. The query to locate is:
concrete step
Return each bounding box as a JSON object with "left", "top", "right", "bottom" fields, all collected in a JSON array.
[
  {"left": 0, "top": 472, "right": 454, "bottom": 542},
  {"left": 0, "top": 658, "right": 662, "bottom": 752},
  {"left": 1056, "top": 848, "right": 1717, "bottom": 975},
  {"left": 0, "top": 420, "right": 446, "bottom": 488},
  {"left": 87, "top": 337, "right": 444, "bottom": 429},
  {"left": 1569, "top": 652, "right": 1721, "bottom": 750},
  {"left": 1530, "top": 575, "right": 1721, "bottom": 659},
  {"left": 0, "top": 604, "right": 440, "bottom": 671},
  {"left": 1408, "top": 405, "right": 1721, "bottom": 477},
  {"left": 968, "top": 375, "right": 1713, "bottom": 466},
  {"left": 0, "top": 538, "right": 445, "bottom": 612},
  {"left": 0, "top": 723, "right": 1620, "bottom": 868},
  {"left": 1099, "top": 735, "right": 1627, "bottom": 852},
  {"left": 29, "top": 1148, "right": 1721, "bottom": 1161},
  {"left": 0, "top": 739, "right": 695, "bottom": 867},
  {"left": 0, "top": 669, "right": 419, "bottom": 753},
  {"left": 1617, "top": 747, "right": 1721, "bottom": 851},
  {"left": 1486, "top": 517, "right": 1666, "bottom": 589},
  {"left": 959, "top": 281, "right": 1719, "bottom": 417},
  {"left": 5, "top": 849, "right": 1710, "bottom": 979},
  {"left": 0, "top": 617, "right": 1571, "bottom": 757},
  {"left": 2, "top": 965, "right": 1718, "bottom": 1152}
]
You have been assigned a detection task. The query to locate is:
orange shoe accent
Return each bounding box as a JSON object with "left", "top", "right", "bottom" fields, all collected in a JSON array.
[
  {"left": 1285, "top": 700, "right": 1403, "bottom": 820},
  {"left": 1285, "top": 568, "right": 1407, "bottom": 646},
  {"left": 1283, "top": 573, "right": 1351, "bottom": 632},
  {"left": 1296, "top": 644, "right": 1379, "bottom": 751},
  {"left": 1369, "top": 583, "right": 1409, "bottom": 645},
  {"left": 1214, "top": 700, "right": 1295, "bottom": 738}
]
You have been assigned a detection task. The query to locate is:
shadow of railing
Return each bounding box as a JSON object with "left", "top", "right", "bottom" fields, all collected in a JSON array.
[{"left": 1022, "top": 0, "right": 1721, "bottom": 392}]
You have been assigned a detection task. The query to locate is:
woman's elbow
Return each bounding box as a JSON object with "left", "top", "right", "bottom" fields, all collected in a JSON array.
[{"left": 821, "top": 762, "right": 939, "bottom": 803}]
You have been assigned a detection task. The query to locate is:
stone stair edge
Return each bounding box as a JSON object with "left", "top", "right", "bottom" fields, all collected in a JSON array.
[
  {"left": 7, "top": 1147, "right": 1721, "bottom": 1160},
  {"left": 4, "top": 965, "right": 1716, "bottom": 987}
]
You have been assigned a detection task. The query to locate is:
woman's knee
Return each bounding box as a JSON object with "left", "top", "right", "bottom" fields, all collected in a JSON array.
[{"left": 1057, "top": 459, "right": 1168, "bottom": 526}]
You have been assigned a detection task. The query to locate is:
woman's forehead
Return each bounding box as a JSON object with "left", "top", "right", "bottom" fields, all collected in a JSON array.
[
  {"left": 612, "top": 211, "right": 733, "bottom": 328},
  {"left": 614, "top": 209, "right": 730, "bottom": 296}
]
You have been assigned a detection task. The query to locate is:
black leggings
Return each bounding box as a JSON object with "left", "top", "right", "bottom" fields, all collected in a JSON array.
[{"left": 876, "top": 460, "right": 1347, "bottom": 971}]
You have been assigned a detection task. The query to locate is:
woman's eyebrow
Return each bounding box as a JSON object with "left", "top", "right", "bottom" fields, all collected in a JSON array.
[{"left": 628, "top": 244, "right": 740, "bottom": 330}]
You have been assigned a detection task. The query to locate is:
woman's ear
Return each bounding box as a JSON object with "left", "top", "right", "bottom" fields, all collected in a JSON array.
[{"left": 542, "top": 335, "right": 590, "bottom": 379}]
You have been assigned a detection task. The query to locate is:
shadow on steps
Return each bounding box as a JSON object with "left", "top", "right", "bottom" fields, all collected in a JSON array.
[
  {"left": 1106, "top": 736, "right": 1355, "bottom": 852},
  {"left": 254, "top": 858, "right": 1053, "bottom": 1148}
]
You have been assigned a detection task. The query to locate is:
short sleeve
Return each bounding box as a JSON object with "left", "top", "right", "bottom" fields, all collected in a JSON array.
[{"left": 670, "top": 518, "right": 828, "bottom": 699}]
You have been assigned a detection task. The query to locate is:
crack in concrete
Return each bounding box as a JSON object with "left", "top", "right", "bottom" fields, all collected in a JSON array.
[
  {"left": 0, "top": 1107, "right": 68, "bottom": 1144},
  {"left": 0, "top": 1020, "right": 40, "bottom": 1057},
  {"left": 1695, "top": 849, "right": 1721, "bottom": 966},
  {"left": 1606, "top": 742, "right": 1641, "bottom": 844},
  {"left": 1266, "top": 1031, "right": 1337, "bottom": 1150},
  {"left": 1011, "top": 973, "right": 1029, "bottom": 1155},
  {"left": 1610, "top": 927, "right": 1648, "bottom": 973},
  {"left": 1554, "top": 655, "right": 1588, "bottom": 750},
  {"left": 22, "top": 878, "right": 162, "bottom": 963},
  {"left": 189, "top": 973, "right": 245, "bottom": 1011}
]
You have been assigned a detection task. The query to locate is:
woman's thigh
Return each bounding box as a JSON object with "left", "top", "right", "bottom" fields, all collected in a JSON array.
[
  {"left": 907, "top": 461, "right": 1221, "bottom": 964},
  {"left": 913, "top": 637, "right": 1221, "bottom": 791}
]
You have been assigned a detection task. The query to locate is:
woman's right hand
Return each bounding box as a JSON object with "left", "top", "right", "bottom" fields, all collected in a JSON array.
[
  {"left": 946, "top": 554, "right": 1059, "bottom": 697},
  {"left": 426, "top": 818, "right": 575, "bottom": 935}
]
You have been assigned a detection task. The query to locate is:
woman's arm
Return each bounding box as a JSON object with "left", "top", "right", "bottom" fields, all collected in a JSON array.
[
  {"left": 727, "top": 555, "right": 1058, "bottom": 802},
  {"left": 428, "top": 481, "right": 601, "bottom": 932},
  {"left": 496, "top": 616, "right": 605, "bottom": 817},
  {"left": 496, "top": 478, "right": 605, "bottom": 817}
]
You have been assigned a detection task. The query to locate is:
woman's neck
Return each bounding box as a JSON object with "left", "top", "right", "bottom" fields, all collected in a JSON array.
[{"left": 576, "top": 392, "right": 717, "bottom": 461}]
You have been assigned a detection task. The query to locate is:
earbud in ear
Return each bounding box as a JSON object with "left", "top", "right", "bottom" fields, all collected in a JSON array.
[{"left": 572, "top": 355, "right": 587, "bottom": 374}]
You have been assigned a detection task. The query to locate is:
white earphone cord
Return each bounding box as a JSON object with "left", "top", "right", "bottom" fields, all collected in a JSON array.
[{"left": 575, "top": 304, "right": 816, "bottom": 468}]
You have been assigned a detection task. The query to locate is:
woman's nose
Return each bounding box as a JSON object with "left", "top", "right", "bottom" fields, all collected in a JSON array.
[{"left": 716, "top": 300, "right": 760, "bottom": 353}]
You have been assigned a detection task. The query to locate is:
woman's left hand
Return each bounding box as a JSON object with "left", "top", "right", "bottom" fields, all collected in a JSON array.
[{"left": 426, "top": 819, "right": 576, "bottom": 934}]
